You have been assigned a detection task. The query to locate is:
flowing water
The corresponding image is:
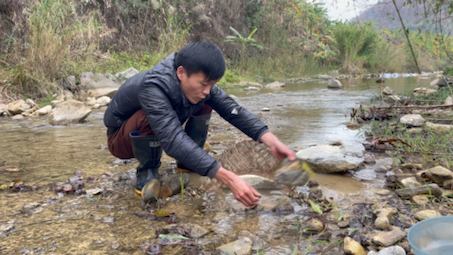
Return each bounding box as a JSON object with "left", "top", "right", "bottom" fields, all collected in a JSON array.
[{"left": 0, "top": 76, "right": 434, "bottom": 254}]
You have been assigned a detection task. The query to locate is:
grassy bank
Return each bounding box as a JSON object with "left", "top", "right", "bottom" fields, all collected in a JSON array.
[{"left": 0, "top": 0, "right": 451, "bottom": 100}]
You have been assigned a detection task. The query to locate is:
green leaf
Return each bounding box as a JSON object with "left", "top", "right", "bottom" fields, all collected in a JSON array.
[
  {"left": 226, "top": 36, "right": 238, "bottom": 40},
  {"left": 229, "top": 27, "right": 244, "bottom": 40},
  {"left": 292, "top": 244, "right": 298, "bottom": 255},
  {"left": 159, "top": 234, "right": 189, "bottom": 239},
  {"left": 313, "top": 240, "right": 330, "bottom": 244},
  {"left": 309, "top": 200, "right": 323, "bottom": 214},
  {"left": 252, "top": 43, "right": 263, "bottom": 49},
  {"left": 247, "top": 28, "right": 258, "bottom": 40},
  {"left": 348, "top": 228, "right": 358, "bottom": 236}
]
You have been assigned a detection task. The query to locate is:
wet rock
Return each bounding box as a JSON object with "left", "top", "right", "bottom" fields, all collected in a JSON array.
[
  {"left": 395, "top": 183, "right": 442, "bottom": 198},
  {"left": 238, "top": 175, "right": 283, "bottom": 190},
  {"left": 382, "top": 87, "right": 394, "bottom": 95},
  {"left": 400, "top": 163, "right": 422, "bottom": 171},
  {"left": 96, "top": 96, "right": 111, "bottom": 107},
  {"left": 368, "top": 245, "right": 406, "bottom": 255},
  {"left": 244, "top": 87, "right": 259, "bottom": 91},
  {"left": 167, "top": 173, "right": 190, "bottom": 195},
  {"left": 414, "top": 210, "right": 440, "bottom": 221},
  {"left": 307, "top": 180, "right": 319, "bottom": 188},
  {"left": 421, "top": 166, "right": 453, "bottom": 186},
  {"left": 265, "top": 81, "right": 285, "bottom": 89},
  {"left": 273, "top": 158, "right": 312, "bottom": 186},
  {"left": 0, "top": 222, "right": 15, "bottom": 237},
  {"left": 295, "top": 144, "right": 364, "bottom": 173},
  {"left": 217, "top": 237, "right": 252, "bottom": 255},
  {"left": 309, "top": 189, "right": 323, "bottom": 201},
  {"left": 373, "top": 189, "right": 393, "bottom": 196},
  {"left": 328, "top": 79, "right": 343, "bottom": 89},
  {"left": 260, "top": 196, "right": 292, "bottom": 212},
  {"left": 238, "top": 230, "right": 269, "bottom": 252},
  {"left": 400, "top": 114, "right": 425, "bottom": 127},
  {"left": 48, "top": 100, "right": 91, "bottom": 125},
  {"left": 399, "top": 177, "right": 421, "bottom": 189},
  {"left": 364, "top": 154, "right": 376, "bottom": 164},
  {"left": 337, "top": 220, "right": 350, "bottom": 228},
  {"left": 372, "top": 227, "right": 406, "bottom": 246},
  {"left": 344, "top": 237, "right": 366, "bottom": 255},
  {"left": 374, "top": 208, "right": 397, "bottom": 230},
  {"left": 306, "top": 218, "right": 324, "bottom": 232},
  {"left": 115, "top": 67, "right": 139, "bottom": 84},
  {"left": 410, "top": 195, "right": 429, "bottom": 205},
  {"left": 102, "top": 217, "right": 114, "bottom": 224}
]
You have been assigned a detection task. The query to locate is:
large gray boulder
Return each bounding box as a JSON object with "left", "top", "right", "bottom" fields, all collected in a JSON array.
[
  {"left": 400, "top": 114, "right": 425, "bottom": 127},
  {"left": 48, "top": 100, "right": 91, "bottom": 125},
  {"left": 295, "top": 144, "right": 364, "bottom": 173},
  {"left": 115, "top": 67, "right": 139, "bottom": 85},
  {"left": 327, "top": 79, "right": 343, "bottom": 89},
  {"left": 430, "top": 77, "right": 449, "bottom": 87},
  {"left": 85, "top": 73, "right": 121, "bottom": 98}
]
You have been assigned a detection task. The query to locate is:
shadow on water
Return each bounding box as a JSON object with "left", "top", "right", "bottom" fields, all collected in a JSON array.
[{"left": 0, "top": 76, "right": 434, "bottom": 254}]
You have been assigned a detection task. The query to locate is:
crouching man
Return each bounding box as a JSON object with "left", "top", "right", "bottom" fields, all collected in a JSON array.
[{"left": 103, "top": 41, "right": 295, "bottom": 207}]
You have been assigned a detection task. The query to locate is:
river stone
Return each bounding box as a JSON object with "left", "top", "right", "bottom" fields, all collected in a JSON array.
[
  {"left": 48, "top": 100, "right": 91, "bottom": 126},
  {"left": 259, "top": 196, "right": 292, "bottom": 212},
  {"left": 367, "top": 245, "right": 406, "bottom": 255},
  {"left": 115, "top": 67, "right": 139, "bottom": 85},
  {"left": 400, "top": 163, "right": 423, "bottom": 170},
  {"left": 306, "top": 218, "right": 324, "bottom": 232},
  {"left": 422, "top": 166, "right": 453, "bottom": 186},
  {"left": 12, "top": 115, "right": 24, "bottom": 120},
  {"left": 426, "top": 122, "right": 453, "bottom": 133},
  {"left": 388, "top": 95, "right": 401, "bottom": 102},
  {"left": 317, "top": 74, "right": 334, "bottom": 80},
  {"left": 37, "top": 105, "right": 52, "bottom": 116},
  {"left": 399, "top": 177, "right": 421, "bottom": 189},
  {"left": 295, "top": 145, "right": 364, "bottom": 173},
  {"left": 239, "top": 81, "right": 262, "bottom": 87},
  {"left": 344, "top": 237, "right": 366, "bottom": 255},
  {"left": 8, "top": 99, "right": 25, "bottom": 115},
  {"left": 372, "top": 227, "right": 406, "bottom": 246},
  {"left": 86, "top": 74, "right": 121, "bottom": 98},
  {"left": 400, "top": 114, "right": 425, "bottom": 127},
  {"left": 244, "top": 86, "right": 259, "bottom": 91},
  {"left": 414, "top": 210, "right": 440, "bottom": 221},
  {"left": 328, "top": 79, "right": 342, "bottom": 89},
  {"left": 0, "top": 223, "right": 14, "bottom": 237},
  {"left": 411, "top": 195, "right": 429, "bottom": 205},
  {"left": 238, "top": 175, "right": 283, "bottom": 190},
  {"left": 374, "top": 208, "right": 397, "bottom": 230},
  {"left": 80, "top": 72, "right": 93, "bottom": 86},
  {"left": 96, "top": 96, "right": 111, "bottom": 106},
  {"left": 51, "top": 100, "right": 62, "bottom": 108},
  {"left": 265, "top": 81, "right": 285, "bottom": 89},
  {"left": 430, "top": 78, "right": 448, "bottom": 87},
  {"left": 445, "top": 96, "right": 453, "bottom": 105},
  {"left": 414, "top": 88, "right": 437, "bottom": 96},
  {"left": 238, "top": 230, "right": 269, "bottom": 252},
  {"left": 217, "top": 237, "right": 252, "bottom": 255},
  {"left": 382, "top": 87, "right": 394, "bottom": 95}
]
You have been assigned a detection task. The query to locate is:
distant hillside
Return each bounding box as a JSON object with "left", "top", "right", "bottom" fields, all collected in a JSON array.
[{"left": 355, "top": 0, "right": 452, "bottom": 33}]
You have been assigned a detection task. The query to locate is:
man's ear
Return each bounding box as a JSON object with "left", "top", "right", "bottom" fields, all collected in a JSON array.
[{"left": 176, "top": 66, "right": 186, "bottom": 80}]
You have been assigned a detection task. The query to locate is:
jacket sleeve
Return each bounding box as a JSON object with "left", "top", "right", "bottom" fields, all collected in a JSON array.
[
  {"left": 138, "top": 84, "right": 221, "bottom": 179},
  {"left": 207, "top": 86, "right": 269, "bottom": 141}
]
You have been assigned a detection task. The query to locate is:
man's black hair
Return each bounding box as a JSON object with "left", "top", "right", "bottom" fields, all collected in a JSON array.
[{"left": 174, "top": 41, "right": 225, "bottom": 81}]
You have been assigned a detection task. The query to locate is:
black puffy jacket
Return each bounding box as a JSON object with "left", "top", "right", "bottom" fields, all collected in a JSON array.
[{"left": 104, "top": 53, "right": 269, "bottom": 178}]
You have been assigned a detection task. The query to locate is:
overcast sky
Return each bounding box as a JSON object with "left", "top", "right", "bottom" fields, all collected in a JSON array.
[{"left": 316, "top": 0, "right": 380, "bottom": 21}]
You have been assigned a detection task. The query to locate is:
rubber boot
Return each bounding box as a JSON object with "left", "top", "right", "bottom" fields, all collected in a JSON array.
[
  {"left": 130, "top": 131, "right": 162, "bottom": 203},
  {"left": 176, "top": 113, "right": 211, "bottom": 187}
]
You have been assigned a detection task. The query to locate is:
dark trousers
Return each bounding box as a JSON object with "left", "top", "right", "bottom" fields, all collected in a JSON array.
[{"left": 107, "top": 105, "right": 212, "bottom": 159}]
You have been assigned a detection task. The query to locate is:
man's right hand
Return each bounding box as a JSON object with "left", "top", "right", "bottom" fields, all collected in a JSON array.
[{"left": 214, "top": 167, "right": 261, "bottom": 207}]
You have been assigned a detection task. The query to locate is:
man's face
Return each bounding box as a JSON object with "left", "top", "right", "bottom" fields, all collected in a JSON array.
[{"left": 177, "top": 67, "right": 217, "bottom": 104}]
